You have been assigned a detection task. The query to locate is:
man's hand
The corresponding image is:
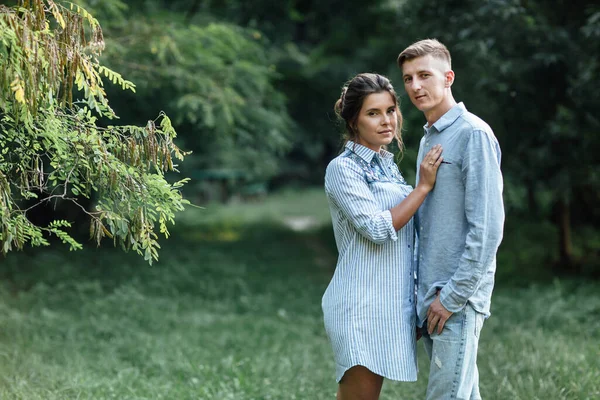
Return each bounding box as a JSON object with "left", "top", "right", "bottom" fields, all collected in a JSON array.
[{"left": 427, "top": 293, "right": 453, "bottom": 335}]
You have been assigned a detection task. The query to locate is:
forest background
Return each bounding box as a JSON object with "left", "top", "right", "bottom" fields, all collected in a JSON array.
[
  {"left": 0, "top": 0, "right": 599, "bottom": 399},
  {"left": 62, "top": 0, "right": 600, "bottom": 275}
]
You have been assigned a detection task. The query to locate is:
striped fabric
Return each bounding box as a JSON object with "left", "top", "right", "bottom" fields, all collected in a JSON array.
[{"left": 323, "top": 141, "right": 418, "bottom": 383}]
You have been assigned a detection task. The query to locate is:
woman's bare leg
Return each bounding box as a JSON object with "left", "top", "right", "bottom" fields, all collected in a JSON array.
[{"left": 337, "top": 366, "right": 383, "bottom": 400}]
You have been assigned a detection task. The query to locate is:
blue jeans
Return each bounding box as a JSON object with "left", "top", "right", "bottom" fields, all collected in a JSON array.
[{"left": 422, "top": 303, "right": 485, "bottom": 400}]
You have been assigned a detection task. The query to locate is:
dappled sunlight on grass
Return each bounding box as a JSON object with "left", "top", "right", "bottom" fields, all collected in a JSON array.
[
  {"left": 186, "top": 228, "right": 241, "bottom": 242},
  {"left": 174, "top": 187, "right": 332, "bottom": 244},
  {"left": 177, "top": 187, "right": 331, "bottom": 230}
]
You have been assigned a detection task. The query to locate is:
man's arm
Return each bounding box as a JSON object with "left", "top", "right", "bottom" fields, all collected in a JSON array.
[
  {"left": 427, "top": 128, "right": 504, "bottom": 334},
  {"left": 440, "top": 128, "right": 505, "bottom": 312}
]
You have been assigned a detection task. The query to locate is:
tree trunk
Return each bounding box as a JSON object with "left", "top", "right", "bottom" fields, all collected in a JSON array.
[{"left": 557, "top": 196, "right": 573, "bottom": 270}]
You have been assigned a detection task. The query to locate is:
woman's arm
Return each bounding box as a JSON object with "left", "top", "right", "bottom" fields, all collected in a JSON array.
[
  {"left": 390, "top": 144, "right": 443, "bottom": 231},
  {"left": 325, "top": 157, "right": 399, "bottom": 244}
]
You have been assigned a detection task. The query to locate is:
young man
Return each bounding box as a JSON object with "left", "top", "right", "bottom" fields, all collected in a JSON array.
[{"left": 397, "top": 39, "right": 505, "bottom": 399}]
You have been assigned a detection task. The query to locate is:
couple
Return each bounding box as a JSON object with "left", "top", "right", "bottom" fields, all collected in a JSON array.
[{"left": 322, "top": 39, "right": 505, "bottom": 399}]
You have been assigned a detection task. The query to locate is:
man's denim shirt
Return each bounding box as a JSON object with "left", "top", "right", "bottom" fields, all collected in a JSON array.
[{"left": 415, "top": 103, "right": 505, "bottom": 327}]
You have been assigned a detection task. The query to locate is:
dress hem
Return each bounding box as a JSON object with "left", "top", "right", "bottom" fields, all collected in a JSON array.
[{"left": 335, "top": 362, "right": 418, "bottom": 383}]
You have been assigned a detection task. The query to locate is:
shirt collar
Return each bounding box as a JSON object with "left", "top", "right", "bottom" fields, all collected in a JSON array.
[
  {"left": 345, "top": 140, "right": 394, "bottom": 163},
  {"left": 424, "top": 102, "right": 467, "bottom": 134}
]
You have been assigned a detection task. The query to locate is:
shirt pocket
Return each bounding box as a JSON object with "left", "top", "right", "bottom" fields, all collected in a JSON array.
[{"left": 435, "top": 157, "right": 463, "bottom": 189}]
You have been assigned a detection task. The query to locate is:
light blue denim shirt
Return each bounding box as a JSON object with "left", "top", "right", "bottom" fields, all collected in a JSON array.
[{"left": 415, "top": 103, "right": 505, "bottom": 327}]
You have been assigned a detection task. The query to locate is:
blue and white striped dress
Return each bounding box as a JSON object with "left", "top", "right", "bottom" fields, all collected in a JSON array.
[{"left": 323, "top": 141, "right": 418, "bottom": 383}]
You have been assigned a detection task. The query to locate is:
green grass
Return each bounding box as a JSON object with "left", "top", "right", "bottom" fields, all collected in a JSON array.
[{"left": 0, "top": 188, "right": 598, "bottom": 399}]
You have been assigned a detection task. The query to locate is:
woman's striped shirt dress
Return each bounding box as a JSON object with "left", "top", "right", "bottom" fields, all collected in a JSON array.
[{"left": 323, "top": 141, "right": 418, "bottom": 383}]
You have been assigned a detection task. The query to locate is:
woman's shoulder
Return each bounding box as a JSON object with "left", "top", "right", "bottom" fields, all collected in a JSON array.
[
  {"left": 326, "top": 150, "right": 360, "bottom": 173},
  {"left": 325, "top": 151, "right": 365, "bottom": 187}
]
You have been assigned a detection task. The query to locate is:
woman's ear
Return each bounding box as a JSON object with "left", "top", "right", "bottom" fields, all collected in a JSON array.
[{"left": 350, "top": 119, "right": 358, "bottom": 135}]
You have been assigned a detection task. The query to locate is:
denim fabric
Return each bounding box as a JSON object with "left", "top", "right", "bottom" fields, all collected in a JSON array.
[
  {"left": 415, "top": 102, "right": 505, "bottom": 326},
  {"left": 422, "top": 304, "right": 485, "bottom": 400}
]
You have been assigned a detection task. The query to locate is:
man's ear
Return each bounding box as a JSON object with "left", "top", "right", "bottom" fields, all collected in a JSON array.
[{"left": 445, "top": 70, "right": 455, "bottom": 88}]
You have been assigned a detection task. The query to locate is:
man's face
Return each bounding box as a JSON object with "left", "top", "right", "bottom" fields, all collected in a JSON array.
[{"left": 401, "top": 54, "right": 452, "bottom": 117}]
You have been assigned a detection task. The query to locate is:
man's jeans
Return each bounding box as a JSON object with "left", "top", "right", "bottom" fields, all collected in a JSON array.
[{"left": 422, "top": 303, "right": 485, "bottom": 400}]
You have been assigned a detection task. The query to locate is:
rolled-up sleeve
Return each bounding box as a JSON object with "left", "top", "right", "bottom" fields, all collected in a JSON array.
[
  {"left": 325, "top": 157, "right": 397, "bottom": 245},
  {"left": 440, "top": 129, "right": 505, "bottom": 312}
]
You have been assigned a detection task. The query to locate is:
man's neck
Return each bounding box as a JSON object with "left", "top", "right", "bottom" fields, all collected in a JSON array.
[{"left": 425, "top": 97, "right": 457, "bottom": 127}]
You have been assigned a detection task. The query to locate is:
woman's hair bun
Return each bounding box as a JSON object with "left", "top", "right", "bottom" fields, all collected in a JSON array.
[{"left": 334, "top": 86, "right": 348, "bottom": 117}]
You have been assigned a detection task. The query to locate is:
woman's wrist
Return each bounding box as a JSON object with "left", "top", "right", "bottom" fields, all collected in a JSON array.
[{"left": 414, "top": 182, "right": 432, "bottom": 194}]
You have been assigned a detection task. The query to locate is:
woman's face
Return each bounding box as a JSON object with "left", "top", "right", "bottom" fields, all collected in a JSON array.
[{"left": 354, "top": 91, "right": 397, "bottom": 152}]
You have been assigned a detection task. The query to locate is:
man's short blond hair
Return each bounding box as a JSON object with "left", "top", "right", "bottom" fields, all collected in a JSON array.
[{"left": 397, "top": 38, "right": 452, "bottom": 69}]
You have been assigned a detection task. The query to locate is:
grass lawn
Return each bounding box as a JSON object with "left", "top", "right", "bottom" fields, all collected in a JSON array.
[{"left": 0, "top": 188, "right": 598, "bottom": 399}]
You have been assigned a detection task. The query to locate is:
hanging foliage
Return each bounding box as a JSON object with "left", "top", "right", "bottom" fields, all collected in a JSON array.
[
  {"left": 0, "top": 0, "right": 190, "bottom": 263},
  {"left": 86, "top": 5, "right": 295, "bottom": 182}
]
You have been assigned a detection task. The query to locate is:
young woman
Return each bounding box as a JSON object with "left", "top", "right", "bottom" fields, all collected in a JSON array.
[{"left": 323, "top": 73, "right": 443, "bottom": 399}]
